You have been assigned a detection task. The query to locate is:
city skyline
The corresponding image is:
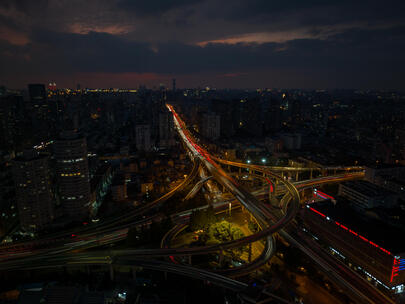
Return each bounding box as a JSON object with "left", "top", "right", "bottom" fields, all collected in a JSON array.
[
  {"left": 1, "top": 1, "right": 405, "bottom": 303},
  {"left": 1, "top": 0, "right": 405, "bottom": 89}
]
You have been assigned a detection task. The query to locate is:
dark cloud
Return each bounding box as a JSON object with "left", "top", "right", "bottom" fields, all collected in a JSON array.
[
  {"left": 117, "top": 0, "right": 203, "bottom": 15},
  {"left": 2, "top": 25, "right": 402, "bottom": 71},
  {"left": 0, "top": 0, "right": 404, "bottom": 88}
]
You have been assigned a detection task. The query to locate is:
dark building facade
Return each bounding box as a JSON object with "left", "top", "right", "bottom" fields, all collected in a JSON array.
[
  {"left": 54, "top": 130, "right": 90, "bottom": 220},
  {"left": 12, "top": 150, "right": 54, "bottom": 231},
  {"left": 301, "top": 201, "right": 405, "bottom": 294}
]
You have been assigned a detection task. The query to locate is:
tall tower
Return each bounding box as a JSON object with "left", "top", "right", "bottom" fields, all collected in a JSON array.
[
  {"left": 54, "top": 130, "right": 90, "bottom": 220},
  {"left": 135, "top": 124, "right": 152, "bottom": 151},
  {"left": 202, "top": 113, "right": 221, "bottom": 140},
  {"left": 12, "top": 150, "right": 54, "bottom": 231},
  {"left": 158, "top": 112, "right": 175, "bottom": 148},
  {"left": 172, "top": 78, "right": 176, "bottom": 92},
  {"left": 28, "top": 84, "right": 46, "bottom": 102}
]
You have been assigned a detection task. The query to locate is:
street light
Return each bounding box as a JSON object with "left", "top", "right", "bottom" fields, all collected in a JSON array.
[
  {"left": 261, "top": 158, "right": 266, "bottom": 163},
  {"left": 229, "top": 202, "right": 232, "bottom": 216},
  {"left": 247, "top": 160, "right": 251, "bottom": 164}
]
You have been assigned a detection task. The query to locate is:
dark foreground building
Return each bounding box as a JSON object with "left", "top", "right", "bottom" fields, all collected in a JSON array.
[
  {"left": 12, "top": 150, "right": 54, "bottom": 231},
  {"left": 301, "top": 200, "right": 405, "bottom": 295},
  {"left": 54, "top": 130, "right": 90, "bottom": 220}
]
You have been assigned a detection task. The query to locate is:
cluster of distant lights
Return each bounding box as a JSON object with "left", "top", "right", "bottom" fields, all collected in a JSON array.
[
  {"left": 33, "top": 140, "right": 53, "bottom": 150},
  {"left": 60, "top": 172, "right": 81, "bottom": 177}
]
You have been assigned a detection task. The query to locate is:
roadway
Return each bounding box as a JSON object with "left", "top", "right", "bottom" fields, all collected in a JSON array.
[
  {"left": 0, "top": 104, "right": 329, "bottom": 304},
  {"left": 208, "top": 156, "right": 392, "bottom": 304},
  {"left": 1, "top": 105, "right": 301, "bottom": 283},
  {"left": 166, "top": 104, "right": 300, "bottom": 262},
  {"left": 0, "top": 158, "right": 200, "bottom": 260}
]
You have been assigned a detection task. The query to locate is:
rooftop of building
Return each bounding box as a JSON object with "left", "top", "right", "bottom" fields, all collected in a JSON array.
[
  {"left": 378, "top": 174, "right": 405, "bottom": 186},
  {"left": 365, "top": 163, "right": 405, "bottom": 170},
  {"left": 58, "top": 130, "right": 84, "bottom": 140},
  {"left": 13, "top": 150, "right": 48, "bottom": 162},
  {"left": 341, "top": 180, "right": 398, "bottom": 198},
  {"left": 308, "top": 199, "right": 405, "bottom": 254}
]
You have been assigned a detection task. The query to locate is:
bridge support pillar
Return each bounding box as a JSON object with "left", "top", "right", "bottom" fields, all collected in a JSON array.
[
  {"left": 310, "top": 169, "right": 313, "bottom": 179},
  {"left": 296, "top": 171, "right": 299, "bottom": 181},
  {"left": 268, "top": 190, "right": 273, "bottom": 205},
  {"left": 248, "top": 243, "right": 252, "bottom": 263},
  {"left": 239, "top": 167, "right": 241, "bottom": 174},
  {"left": 219, "top": 251, "right": 224, "bottom": 266},
  {"left": 188, "top": 255, "right": 192, "bottom": 265},
  {"left": 109, "top": 265, "right": 114, "bottom": 281}
]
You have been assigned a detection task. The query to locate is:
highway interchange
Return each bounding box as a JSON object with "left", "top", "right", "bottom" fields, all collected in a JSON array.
[{"left": 0, "top": 104, "right": 394, "bottom": 304}]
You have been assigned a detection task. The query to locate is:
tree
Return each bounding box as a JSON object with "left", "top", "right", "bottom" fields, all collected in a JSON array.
[
  {"left": 205, "top": 220, "right": 247, "bottom": 260},
  {"left": 207, "top": 220, "right": 245, "bottom": 243},
  {"left": 189, "top": 207, "right": 217, "bottom": 232}
]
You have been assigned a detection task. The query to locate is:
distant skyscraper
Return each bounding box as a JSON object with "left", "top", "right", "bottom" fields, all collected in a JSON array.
[
  {"left": 172, "top": 78, "right": 176, "bottom": 92},
  {"left": 235, "top": 98, "right": 262, "bottom": 136},
  {"left": 0, "top": 94, "right": 25, "bottom": 151},
  {"left": 211, "top": 99, "right": 236, "bottom": 138},
  {"left": 158, "top": 112, "right": 175, "bottom": 148},
  {"left": 27, "top": 84, "right": 51, "bottom": 139},
  {"left": 135, "top": 124, "right": 152, "bottom": 151},
  {"left": 201, "top": 113, "right": 221, "bottom": 140},
  {"left": 54, "top": 130, "right": 90, "bottom": 219},
  {"left": 12, "top": 150, "right": 54, "bottom": 231},
  {"left": 28, "top": 84, "right": 46, "bottom": 102}
]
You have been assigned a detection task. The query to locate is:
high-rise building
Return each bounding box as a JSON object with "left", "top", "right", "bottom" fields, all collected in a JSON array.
[
  {"left": 0, "top": 94, "right": 25, "bottom": 152},
  {"left": 201, "top": 113, "right": 220, "bottom": 140},
  {"left": 27, "top": 84, "right": 52, "bottom": 140},
  {"left": 158, "top": 112, "right": 175, "bottom": 148},
  {"left": 302, "top": 201, "right": 405, "bottom": 293},
  {"left": 54, "top": 130, "right": 90, "bottom": 219},
  {"left": 172, "top": 78, "right": 176, "bottom": 92},
  {"left": 12, "top": 150, "right": 54, "bottom": 231},
  {"left": 338, "top": 180, "right": 398, "bottom": 210},
  {"left": 135, "top": 124, "right": 152, "bottom": 151},
  {"left": 235, "top": 98, "right": 262, "bottom": 137},
  {"left": 280, "top": 133, "right": 302, "bottom": 150},
  {"left": 28, "top": 84, "right": 46, "bottom": 102},
  {"left": 211, "top": 99, "right": 236, "bottom": 138}
]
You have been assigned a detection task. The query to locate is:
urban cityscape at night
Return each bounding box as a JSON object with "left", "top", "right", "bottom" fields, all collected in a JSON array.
[{"left": 1, "top": 1, "right": 405, "bottom": 303}]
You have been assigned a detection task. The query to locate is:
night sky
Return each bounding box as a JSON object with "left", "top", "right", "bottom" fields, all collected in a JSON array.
[{"left": 1, "top": 0, "right": 405, "bottom": 89}]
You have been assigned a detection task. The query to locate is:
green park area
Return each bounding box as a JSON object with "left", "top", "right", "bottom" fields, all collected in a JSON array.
[{"left": 171, "top": 206, "right": 265, "bottom": 268}]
